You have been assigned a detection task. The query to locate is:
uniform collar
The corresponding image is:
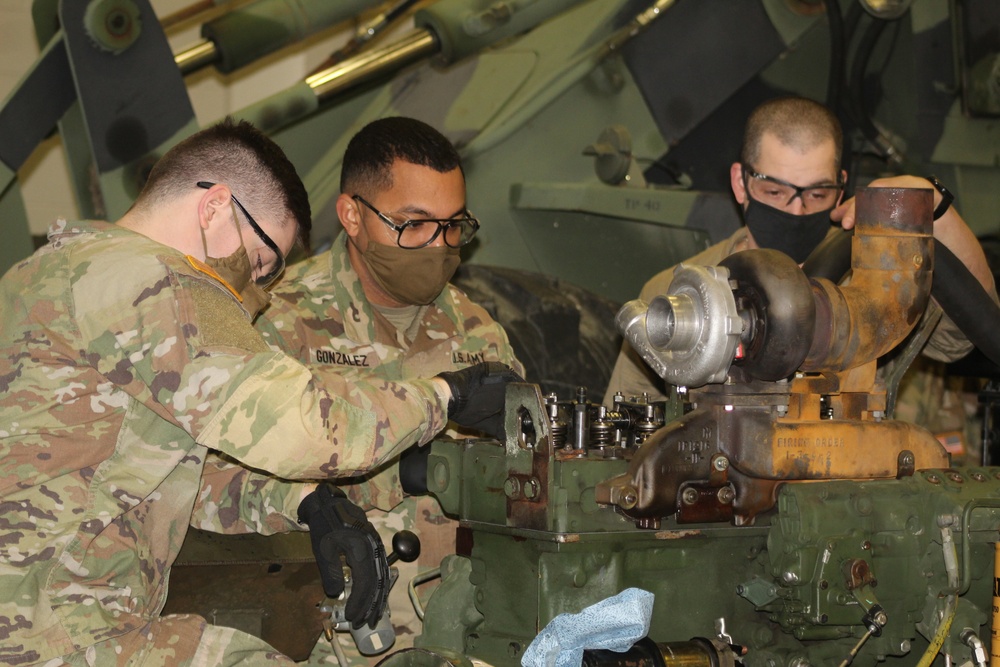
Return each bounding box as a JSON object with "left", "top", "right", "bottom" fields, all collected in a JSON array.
[
  {"left": 47, "top": 219, "right": 121, "bottom": 242},
  {"left": 331, "top": 234, "right": 467, "bottom": 345}
]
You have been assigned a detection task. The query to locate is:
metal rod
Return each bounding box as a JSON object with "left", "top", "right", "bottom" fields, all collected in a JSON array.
[
  {"left": 304, "top": 28, "right": 439, "bottom": 101},
  {"left": 309, "top": 0, "right": 422, "bottom": 73},
  {"left": 175, "top": 40, "right": 219, "bottom": 74}
]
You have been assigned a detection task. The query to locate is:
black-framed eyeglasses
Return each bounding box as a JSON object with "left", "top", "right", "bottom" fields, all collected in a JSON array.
[
  {"left": 742, "top": 164, "right": 843, "bottom": 213},
  {"left": 197, "top": 181, "right": 284, "bottom": 287},
  {"left": 352, "top": 194, "right": 480, "bottom": 249}
]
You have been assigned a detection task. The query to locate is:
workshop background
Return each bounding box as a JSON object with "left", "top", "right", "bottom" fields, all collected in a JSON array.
[{"left": 0, "top": 0, "right": 364, "bottom": 237}]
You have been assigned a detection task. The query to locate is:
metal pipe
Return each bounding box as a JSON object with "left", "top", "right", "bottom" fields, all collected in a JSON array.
[
  {"left": 232, "top": 28, "right": 438, "bottom": 135},
  {"left": 407, "top": 567, "right": 441, "bottom": 621},
  {"left": 305, "top": 28, "right": 439, "bottom": 101},
  {"left": 175, "top": 0, "right": 382, "bottom": 75},
  {"left": 801, "top": 187, "right": 933, "bottom": 372},
  {"left": 175, "top": 39, "right": 219, "bottom": 74},
  {"left": 962, "top": 628, "right": 988, "bottom": 667},
  {"left": 916, "top": 524, "right": 960, "bottom": 667},
  {"left": 311, "top": 0, "right": 422, "bottom": 71},
  {"left": 952, "top": 498, "right": 1000, "bottom": 596}
]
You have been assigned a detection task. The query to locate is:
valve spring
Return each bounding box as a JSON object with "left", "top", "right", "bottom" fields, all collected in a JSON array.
[
  {"left": 632, "top": 421, "right": 659, "bottom": 446},
  {"left": 590, "top": 422, "right": 612, "bottom": 446},
  {"left": 550, "top": 421, "right": 567, "bottom": 448},
  {"left": 635, "top": 421, "right": 659, "bottom": 436}
]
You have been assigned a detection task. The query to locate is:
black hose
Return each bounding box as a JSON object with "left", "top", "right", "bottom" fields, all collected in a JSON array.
[
  {"left": 848, "top": 16, "right": 888, "bottom": 150},
  {"left": 932, "top": 239, "right": 1000, "bottom": 369},
  {"left": 839, "top": 3, "right": 867, "bottom": 197},
  {"left": 843, "top": 1, "right": 864, "bottom": 42},
  {"left": 800, "top": 232, "right": 1000, "bottom": 368},
  {"left": 825, "top": 0, "right": 846, "bottom": 113},
  {"left": 801, "top": 228, "right": 853, "bottom": 282}
]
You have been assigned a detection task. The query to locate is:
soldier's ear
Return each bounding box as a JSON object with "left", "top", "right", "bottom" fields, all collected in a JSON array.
[
  {"left": 730, "top": 162, "right": 747, "bottom": 206},
  {"left": 337, "top": 194, "right": 362, "bottom": 239},
  {"left": 198, "top": 184, "right": 234, "bottom": 231}
]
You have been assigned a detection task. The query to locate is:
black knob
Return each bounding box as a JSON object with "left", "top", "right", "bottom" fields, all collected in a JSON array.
[{"left": 387, "top": 530, "right": 421, "bottom": 565}]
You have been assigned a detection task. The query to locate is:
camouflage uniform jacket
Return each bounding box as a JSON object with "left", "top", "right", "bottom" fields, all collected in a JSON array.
[
  {"left": 256, "top": 234, "right": 524, "bottom": 510},
  {"left": 604, "top": 226, "right": 980, "bottom": 405},
  {"left": 0, "top": 221, "right": 447, "bottom": 663}
]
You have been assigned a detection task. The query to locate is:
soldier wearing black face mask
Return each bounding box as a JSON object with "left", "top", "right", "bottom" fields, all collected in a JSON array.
[{"left": 604, "top": 97, "right": 998, "bottom": 424}]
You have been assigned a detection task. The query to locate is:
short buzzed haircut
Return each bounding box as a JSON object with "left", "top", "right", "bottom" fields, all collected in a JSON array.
[
  {"left": 340, "top": 117, "right": 462, "bottom": 198},
  {"left": 741, "top": 97, "right": 843, "bottom": 171},
  {"left": 137, "top": 118, "right": 312, "bottom": 250}
]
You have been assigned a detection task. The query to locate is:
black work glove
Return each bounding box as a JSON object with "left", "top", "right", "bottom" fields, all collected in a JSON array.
[
  {"left": 437, "top": 361, "right": 524, "bottom": 440},
  {"left": 297, "top": 484, "right": 390, "bottom": 629}
]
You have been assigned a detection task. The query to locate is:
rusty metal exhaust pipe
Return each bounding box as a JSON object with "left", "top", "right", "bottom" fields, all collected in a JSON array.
[{"left": 802, "top": 187, "right": 933, "bottom": 372}]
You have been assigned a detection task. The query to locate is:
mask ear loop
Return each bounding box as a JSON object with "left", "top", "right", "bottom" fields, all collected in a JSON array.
[
  {"left": 199, "top": 198, "right": 248, "bottom": 260},
  {"left": 229, "top": 200, "right": 248, "bottom": 247},
  {"left": 346, "top": 199, "right": 368, "bottom": 254},
  {"left": 199, "top": 223, "right": 210, "bottom": 259}
]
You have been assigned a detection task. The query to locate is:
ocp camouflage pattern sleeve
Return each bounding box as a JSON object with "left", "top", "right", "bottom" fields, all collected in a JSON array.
[
  {"left": 80, "top": 250, "right": 447, "bottom": 479},
  {"left": 0, "top": 221, "right": 447, "bottom": 663},
  {"left": 191, "top": 454, "right": 304, "bottom": 535}
]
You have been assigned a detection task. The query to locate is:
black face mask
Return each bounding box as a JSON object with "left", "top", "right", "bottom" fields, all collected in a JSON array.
[{"left": 743, "top": 197, "right": 834, "bottom": 264}]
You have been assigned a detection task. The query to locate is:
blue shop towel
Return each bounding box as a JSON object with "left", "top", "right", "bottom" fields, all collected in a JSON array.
[{"left": 521, "top": 588, "right": 654, "bottom": 667}]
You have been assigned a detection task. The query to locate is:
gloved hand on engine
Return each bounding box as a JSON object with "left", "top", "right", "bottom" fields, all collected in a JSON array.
[
  {"left": 436, "top": 361, "right": 525, "bottom": 440},
  {"left": 297, "top": 483, "right": 390, "bottom": 629}
]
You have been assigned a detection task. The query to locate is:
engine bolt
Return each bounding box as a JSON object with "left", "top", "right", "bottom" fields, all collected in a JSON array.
[
  {"left": 717, "top": 487, "right": 735, "bottom": 504},
  {"left": 620, "top": 488, "right": 638, "bottom": 509},
  {"left": 682, "top": 487, "right": 699, "bottom": 505},
  {"left": 713, "top": 456, "right": 730, "bottom": 472}
]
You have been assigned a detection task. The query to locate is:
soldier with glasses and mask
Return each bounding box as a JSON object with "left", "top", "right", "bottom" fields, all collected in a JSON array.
[
  {"left": 255, "top": 116, "right": 524, "bottom": 662},
  {"left": 605, "top": 96, "right": 997, "bottom": 427},
  {"left": 0, "top": 118, "right": 524, "bottom": 666}
]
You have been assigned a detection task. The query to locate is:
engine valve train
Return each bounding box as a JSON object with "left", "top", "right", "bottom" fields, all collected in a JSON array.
[{"left": 393, "top": 188, "right": 1000, "bottom": 667}]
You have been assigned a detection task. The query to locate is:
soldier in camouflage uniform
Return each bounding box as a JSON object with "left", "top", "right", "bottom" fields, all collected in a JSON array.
[
  {"left": 254, "top": 117, "right": 524, "bottom": 664},
  {"left": 605, "top": 97, "right": 998, "bottom": 435},
  {"left": 0, "top": 119, "right": 516, "bottom": 666}
]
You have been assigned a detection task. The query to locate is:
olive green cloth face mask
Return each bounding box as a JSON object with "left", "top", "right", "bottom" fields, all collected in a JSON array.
[{"left": 359, "top": 242, "right": 461, "bottom": 305}]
